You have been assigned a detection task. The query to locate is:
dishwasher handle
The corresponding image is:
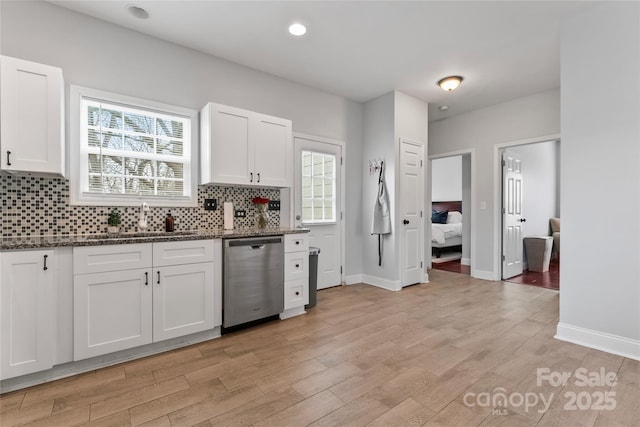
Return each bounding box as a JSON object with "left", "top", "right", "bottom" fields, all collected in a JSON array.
[{"left": 227, "top": 237, "right": 282, "bottom": 247}]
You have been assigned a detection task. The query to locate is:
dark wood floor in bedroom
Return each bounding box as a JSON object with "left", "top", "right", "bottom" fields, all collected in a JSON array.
[{"left": 431, "top": 259, "right": 560, "bottom": 291}]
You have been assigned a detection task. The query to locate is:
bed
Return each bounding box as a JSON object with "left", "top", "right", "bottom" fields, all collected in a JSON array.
[{"left": 431, "top": 201, "right": 463, "bottom": 258}]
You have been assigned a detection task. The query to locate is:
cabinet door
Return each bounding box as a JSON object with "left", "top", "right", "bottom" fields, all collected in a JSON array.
[
  {"left": 153, "top": 263, "right": 214, "bottom": 341},
  {"left": 0, "top": 56, "right": 64, "bottom": 176},
  {"left": 0, "top": 250, "right": 55, "bottom": 380},
  {"left": 201, "top": 103, "right": 252, "bottom": 185},
  {"left": 74, "top": 269, "right": 152, "bottom": 360},
  {"left": 253, "top": 113, "right": 292, "bottom": 187}
]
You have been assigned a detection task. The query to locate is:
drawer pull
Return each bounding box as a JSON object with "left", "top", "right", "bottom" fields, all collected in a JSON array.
[
  {"left": 6, "top": 151, "right": 11, "bottom": 166},
  {"left": 43, "top": 254, "right": 48, "bottom": 271},
  {"left": 157, "top": 271, "right": 160, "bottom": 284},
  {"left": 295, "top": 241, "right": 300, "bottom": 245},
  {"left": 295, "top": 264, "right": 300, "bottom": 268},
  {"left": 145, "top": 272, "right": 148, "bottom": 286},
  {"left": 295, "top": 291, "right": 300, "bottom": 296}
]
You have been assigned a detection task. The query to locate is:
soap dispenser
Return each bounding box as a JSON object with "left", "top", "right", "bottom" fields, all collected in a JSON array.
[{"left": 165, "top": 211, "right": 175, "bottom": 232}]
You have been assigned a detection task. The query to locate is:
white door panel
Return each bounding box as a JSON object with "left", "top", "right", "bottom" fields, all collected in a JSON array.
[
  {"left": 502, "top": 150, "right": 524, "bottom": 279},
  {"left": 294, "top": 136, "right": 343, "bottom": 290},
  {"left": 400, "top": 139, "right": 425, "bottom": 287}
]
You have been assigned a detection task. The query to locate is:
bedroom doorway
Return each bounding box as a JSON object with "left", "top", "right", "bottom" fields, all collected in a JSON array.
[
  {"left": 499, "top": 139, "right": 560, "bottom": 290},
  {"left": 429, "top": 152, "right": 472, "bottom": 276}
]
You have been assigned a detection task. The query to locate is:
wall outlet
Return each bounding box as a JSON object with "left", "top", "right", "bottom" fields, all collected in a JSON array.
[
  {"left": 204, "top": 198, "right": 217, "bottom": 210},
  {"left": 235, "top": 209, "right": 246, "bottom": 218},
  {"left": 268, "top": 200, "right": 280, "bottom": 211}
]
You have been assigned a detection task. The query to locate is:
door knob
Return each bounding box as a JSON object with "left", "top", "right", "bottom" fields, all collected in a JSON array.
[{"left": 403, "top": 219, "right": 410, "bottom": 225}]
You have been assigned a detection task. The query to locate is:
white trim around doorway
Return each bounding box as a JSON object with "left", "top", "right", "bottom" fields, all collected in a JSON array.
[
  {"left": 428, "top": 148, "right": 477, "bottom": 278},
  {"left": 492, "top": 133, "right": 561, "bottom": 281}
]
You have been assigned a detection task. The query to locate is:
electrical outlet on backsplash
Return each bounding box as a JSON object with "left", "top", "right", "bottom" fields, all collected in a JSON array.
[{"left": 0, "top": 176, "right": 281, "bottom": 237}]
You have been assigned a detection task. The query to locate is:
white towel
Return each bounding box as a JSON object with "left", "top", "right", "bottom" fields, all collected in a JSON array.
[{"left": 371, "top": 163, "right": 391, "bottom": 235}]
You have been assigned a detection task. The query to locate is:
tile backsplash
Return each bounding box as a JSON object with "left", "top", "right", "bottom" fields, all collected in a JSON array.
[{"left": 1, "top": 175, "right": 281, "bottom": 237}]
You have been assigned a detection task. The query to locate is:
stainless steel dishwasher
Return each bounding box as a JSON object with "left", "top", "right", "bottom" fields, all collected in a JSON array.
[{"left": 223, "top": 236, "right": 284, "bottom": 328}]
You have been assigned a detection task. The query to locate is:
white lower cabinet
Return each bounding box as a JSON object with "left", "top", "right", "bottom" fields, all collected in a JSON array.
[
  {"left": 73, "top": 240, "right": 218, "bottom": 361},
  {"left": 0, "top": 250, "right": 55, "bottom": 380},
  {"left": 281, "top": 234, "right": 309, "bottom": 318},
  {"left": 74, "top": 269, "right": 152, "bottom": 360},
  {"left": 153, "top": 262, "right": 214, "bottom": 341}
]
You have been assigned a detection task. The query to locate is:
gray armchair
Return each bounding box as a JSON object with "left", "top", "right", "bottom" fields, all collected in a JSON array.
[{"left": 550, "top": 217, "right": 560, "bottom": 258}]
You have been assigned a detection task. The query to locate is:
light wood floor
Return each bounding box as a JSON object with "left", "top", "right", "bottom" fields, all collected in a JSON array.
[{"left": 1, "top": 270, "right": 638, "bottom": 426}]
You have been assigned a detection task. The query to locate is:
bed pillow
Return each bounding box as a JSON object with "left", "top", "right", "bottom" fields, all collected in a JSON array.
[
  {"left": 446, "top": 211, "right": 463, "bottom": 224},
  {"left": 431, "top": 209, "right": 448, "bottom": 224}
]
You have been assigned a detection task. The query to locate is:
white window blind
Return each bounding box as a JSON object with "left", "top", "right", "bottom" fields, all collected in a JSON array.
[
  {"left": 301, "top": 150, "right": 336, "bottom": 223},
  {"left": 70, "top": 86, "right": 197, "bottom": 206}
]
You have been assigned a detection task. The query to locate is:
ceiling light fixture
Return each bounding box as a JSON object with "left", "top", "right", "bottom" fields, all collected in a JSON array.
[
  {"left": 439, "top": 105, "right": 449, "bottom": 111},
  {"left": 438, "top": 76, "right": 463, "bottom": 92},
  {"left": 288, "top": 23, "right": 307, "bottom": 36},
  {"left": 127, "top": 5, "right": 149, "bottom": 19}
]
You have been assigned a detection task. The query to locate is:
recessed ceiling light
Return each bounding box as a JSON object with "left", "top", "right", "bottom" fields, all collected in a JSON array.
[
  {"left": 288, "top": 23, "right": 307, "bottom": 36},
  {"left": 438, "top": 76, "right": 463, "bottom": 92},
  {"left": 128, "top": 5, "right": 149, "bottom": 19},
  {"left": 439, "top": 105, "right": 449, "bottom": 111}
]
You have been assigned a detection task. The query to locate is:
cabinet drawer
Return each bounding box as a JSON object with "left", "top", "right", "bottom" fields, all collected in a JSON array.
[
  {"left": 74, "top": 243, "right": 152, "bottom": 275},
  {"left": 153, "top": 240, "right": 215, "bottom": 267},
  {"left": 284, "top": 234, "right": 309, "bottom": 253},
  {"left": 284, "top": 279, "right": 305, "bottom": 310},
  {"left": 285, "top": 251, "right": 307, "bottom": 281}
]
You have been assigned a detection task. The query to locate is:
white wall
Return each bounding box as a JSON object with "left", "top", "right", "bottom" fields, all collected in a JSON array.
[
  {"left": 510, "top": 140, "right": 560, "bottom": 238},
  {"left": 0, "top": 0, "right": 365, "bottom": 276},
  {"left": 557, "top": 2, "right": 640, "bottom": 359},
  {"left": 432, "top": 156, "right": 462, "bottom": 201},
  {"left": 360, "top": 91, "right": 428, "bottom": 289},
  {"left": 429, "top": 89, "right": 560, "bottom": 278},
  {"left": 362, "top": 93, "right": 396, "bottom": 283}
]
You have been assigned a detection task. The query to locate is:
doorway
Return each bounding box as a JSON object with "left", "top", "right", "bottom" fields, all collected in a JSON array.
[
  {"left": 293, "top": 134, "right": 345, "bottom": 290},
  {"left": 500, "top": 140, "right": 560, "bottom": 290},
  {"left": 429, "top": 152, "right": 473, "bottom": 276}
]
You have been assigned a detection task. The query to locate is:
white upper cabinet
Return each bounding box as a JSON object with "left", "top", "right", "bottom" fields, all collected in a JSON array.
[
  {"left": 0, "top": 55, "right": 65, "bottom": 177},
  {"left": 200, "top": 103, "right": 292, "bottom": 187}
]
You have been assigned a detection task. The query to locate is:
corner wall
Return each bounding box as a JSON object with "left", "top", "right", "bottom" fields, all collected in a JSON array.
[{"left": 557, "top": 1, "right": 640, "bottom": 359}]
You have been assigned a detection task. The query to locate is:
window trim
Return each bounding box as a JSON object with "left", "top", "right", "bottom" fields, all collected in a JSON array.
[
  {"left": 300, "top": 150, "right": 337, "bottom": 225},
  {"left": 69, "top": 85, "right": 198, "bottom": 207}
]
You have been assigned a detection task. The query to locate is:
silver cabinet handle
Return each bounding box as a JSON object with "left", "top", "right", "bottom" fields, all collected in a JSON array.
[
  {"left": 6, "top": 151, "right": 11, "bottom": 166},
  {"left": 43, "top": 254, "right": 48, "bottom": 271}
]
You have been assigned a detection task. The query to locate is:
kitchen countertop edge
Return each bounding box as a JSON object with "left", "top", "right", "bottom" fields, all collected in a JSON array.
[{"left": 1, "top": 228, "right": 310, "bottom": 251}]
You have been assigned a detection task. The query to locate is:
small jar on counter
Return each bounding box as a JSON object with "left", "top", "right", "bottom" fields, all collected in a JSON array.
[{"left": 165, "top": 211, "right": 175, "bottom": 232}]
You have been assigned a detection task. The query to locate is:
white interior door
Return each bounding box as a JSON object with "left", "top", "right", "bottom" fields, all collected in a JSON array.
[
  {"left": 294, "top": 136, "right": 343, "bottom": 290},
  {"left": 502, "top": 149, "right": 524, "bottom": 279},
  {"left": 400, "top": 139, "right": 425, "bottom": 287}
]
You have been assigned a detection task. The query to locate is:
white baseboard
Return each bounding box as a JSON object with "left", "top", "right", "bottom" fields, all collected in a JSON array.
[
  {"left": 279, "top": 306, "right": 306, "bottom": 320},
  {"left": 461, "top": 258, "right": 471, "bottom": 266},
  {"left": 0, "top": 327, "right": 222, "bottom": 393},
  {"left": 556, "top": 322, "right": 640, "bottom": 361},
  {"left": 472, "top": 269, "right": 496, "bottom": 281},
  {"left": 344, "top": 274, "right": 364, "bottom": 285},
  {"left": 362, "top": 274, "right": 402, "bottom": 292}
]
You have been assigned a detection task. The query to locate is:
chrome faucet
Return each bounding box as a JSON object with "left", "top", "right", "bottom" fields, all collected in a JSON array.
[{"left": 138, "top": 202, "right": 150, "bottom": 231}]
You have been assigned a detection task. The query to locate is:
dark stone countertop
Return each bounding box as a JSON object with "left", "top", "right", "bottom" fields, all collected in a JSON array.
[{"left": 0, "top": 228, "right": 309, "bottom": 251}]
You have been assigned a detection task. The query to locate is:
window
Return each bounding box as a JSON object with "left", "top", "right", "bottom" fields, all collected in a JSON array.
[
  {"left": 70, "top": 86, "right": 198, "bottom": 206},
  {"left": 301, "top": 150, "right": 336, "bottom": 223}
]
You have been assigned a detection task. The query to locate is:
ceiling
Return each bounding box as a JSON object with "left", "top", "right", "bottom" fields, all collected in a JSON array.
[{"left": 49, "top": 1, "right": 597, "bottom": 121}]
